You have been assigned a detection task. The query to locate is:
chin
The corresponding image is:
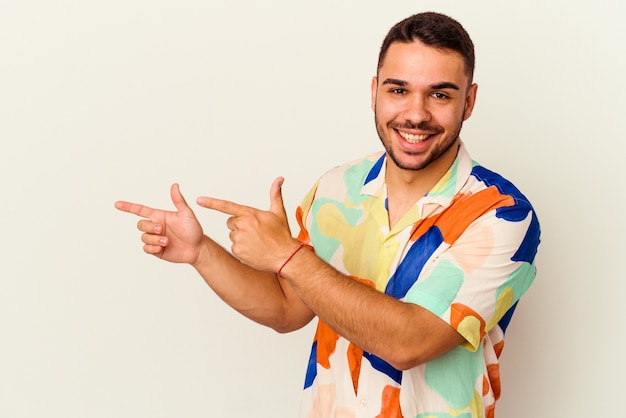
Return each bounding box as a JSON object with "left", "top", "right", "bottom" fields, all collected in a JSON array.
[{"left": 390, "top": 153, "right": 430, "bottom": 171}]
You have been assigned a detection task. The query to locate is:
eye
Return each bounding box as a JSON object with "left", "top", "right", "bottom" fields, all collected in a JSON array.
[
  {"left": 432, "top": 92, "right": 449, "bottom": 100},
  {"left": 390, "top": 88, "right": 407, "bottom": 95}
]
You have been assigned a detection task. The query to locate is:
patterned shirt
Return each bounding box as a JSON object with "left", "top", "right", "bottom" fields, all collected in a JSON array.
[{"left": 294, "top": 143, "right": 541, "bottom": 418}]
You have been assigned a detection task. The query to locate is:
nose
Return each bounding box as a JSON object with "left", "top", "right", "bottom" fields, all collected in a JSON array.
[{"left": 402, "top": 95, "right": 431, "bottom": 125}]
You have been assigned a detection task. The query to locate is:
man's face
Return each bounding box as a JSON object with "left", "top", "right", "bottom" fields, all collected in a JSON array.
[{"left": 371, "top": 40, "right": 477, "bottom": 172}]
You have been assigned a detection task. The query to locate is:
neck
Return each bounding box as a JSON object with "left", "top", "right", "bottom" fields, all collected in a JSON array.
[{"left": 385, "top": 140, "right": 459, "bottom": 228}]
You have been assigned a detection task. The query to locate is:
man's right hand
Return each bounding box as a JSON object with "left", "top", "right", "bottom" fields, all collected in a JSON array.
[{"left": 115, "top": 183, "right": 204, "bottom": 265}]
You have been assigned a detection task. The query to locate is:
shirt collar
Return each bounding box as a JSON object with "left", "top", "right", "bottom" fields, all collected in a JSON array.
[
  {"left": 361, "top": 151, "right": 387, "bottom": 197},
  {"left": 360, "top": 141, "right": 474, "bottom": 209}
]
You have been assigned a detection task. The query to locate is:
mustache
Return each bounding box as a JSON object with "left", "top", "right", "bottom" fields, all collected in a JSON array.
[{"left": 389, "top": 121, "right": 443, "bottom": 133}]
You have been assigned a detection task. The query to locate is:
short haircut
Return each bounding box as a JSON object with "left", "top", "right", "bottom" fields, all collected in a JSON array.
[{"left": 377, "top": 12, "right": 475, "bottom": 81}]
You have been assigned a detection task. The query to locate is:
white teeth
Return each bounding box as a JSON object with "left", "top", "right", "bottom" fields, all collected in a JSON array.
[{"left": 398, "top": 131, "right": 429, "bottom": 143}]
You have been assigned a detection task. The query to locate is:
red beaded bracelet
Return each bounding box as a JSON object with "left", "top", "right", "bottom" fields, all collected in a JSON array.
[{"left": 277, "top": 242, "right": 307, "bottom": 279}]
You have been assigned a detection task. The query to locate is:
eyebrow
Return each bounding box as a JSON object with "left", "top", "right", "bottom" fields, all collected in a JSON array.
[
  {"left": 381, "top": 78, "right": 408, "bottom": 86},
  {"left": 431, "top": 82, "right": 460, "bottom": 90},
  {"left": 381, "top": 78, "right": 461, "bottom": 91}
]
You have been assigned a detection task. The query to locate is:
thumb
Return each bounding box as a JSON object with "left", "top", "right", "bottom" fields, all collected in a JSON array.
[
  {"left": 269, "top": 177, "right": 288, "bottom": 219},
  {"left": 170, "top": 183, "right": 193, "bottom": 214}
]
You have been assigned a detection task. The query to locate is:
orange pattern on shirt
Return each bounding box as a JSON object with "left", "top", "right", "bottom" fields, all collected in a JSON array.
[
  {"left": 312, "top": 276, "right": 376, "bottom": 394},
  {"left": 410, "top": 187, "right": 515, "bottom": 243},
  {"left": 376, "top": 385, "right": 402, "bottom": 418}
]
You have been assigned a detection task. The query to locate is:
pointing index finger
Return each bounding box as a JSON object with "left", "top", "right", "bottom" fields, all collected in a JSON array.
[
  {"left": 196, "top": 196, "right": 250, "bottom": 216},
  {"left": 114, "top": 200, "right": 156, "bottom": 219}
]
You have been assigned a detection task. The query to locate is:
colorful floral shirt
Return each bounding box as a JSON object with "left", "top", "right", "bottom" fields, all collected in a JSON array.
[{"left": 294, "top": 143, "right": 541, "bottom": 418}]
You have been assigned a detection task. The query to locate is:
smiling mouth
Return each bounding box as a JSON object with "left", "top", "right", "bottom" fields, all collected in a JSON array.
[{"left": 397, "top": 130, "right": 430, "bottom": 143}]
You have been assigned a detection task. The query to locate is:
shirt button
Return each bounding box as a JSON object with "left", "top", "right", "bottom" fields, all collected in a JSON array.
[
  {"left": 384, "top": 242, "right": 390, "bottom": 248},
  {"left": 360, "top": 398, "right": 367, "bottom": 406}
]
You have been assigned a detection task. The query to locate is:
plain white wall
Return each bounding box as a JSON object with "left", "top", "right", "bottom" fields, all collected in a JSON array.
[{"left": 1, "top": 1, "right": 624, "bottom": 417}]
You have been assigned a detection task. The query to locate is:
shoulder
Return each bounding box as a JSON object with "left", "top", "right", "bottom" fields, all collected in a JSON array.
[
  {"left": 314, "top": 151, "right": 385, "bottom": 192},
  {"left": 297, "top": 151, "right": 384, "bottom": 215},
  {"left": 320, "top": 151, "right": 385, "bottom": 180},
  {"left": 464, "top": 163, "right": 541, "bottom": 263},
  {"left": 467, "top": 163, "right": 536, "bottom": 216}
]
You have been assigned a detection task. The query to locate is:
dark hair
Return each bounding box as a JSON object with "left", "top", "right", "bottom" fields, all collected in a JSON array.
[{"left": 377, "top": 12, "right": 475, "bottom": 81}]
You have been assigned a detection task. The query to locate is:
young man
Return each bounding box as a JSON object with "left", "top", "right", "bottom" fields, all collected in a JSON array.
[{"left": 116, "top": 12, "right": 540, "bottom": 417}]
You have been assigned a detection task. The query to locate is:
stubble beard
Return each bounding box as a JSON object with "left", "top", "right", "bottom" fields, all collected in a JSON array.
[{"left": 374, "top": 112, "right": 464, "bottom": 172}]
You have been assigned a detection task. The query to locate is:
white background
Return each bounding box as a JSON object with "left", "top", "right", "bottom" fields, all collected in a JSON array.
[{"left": 1, "top": 1, "right": 624, "bottom": 417}]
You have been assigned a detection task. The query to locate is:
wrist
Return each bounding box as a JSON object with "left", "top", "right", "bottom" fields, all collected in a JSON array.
[
  {"left": 277, "top": 240, "right": 313, "bottom": 279},
  {"left": 191, "top": 235, "right": 212, "bottom": 270}
]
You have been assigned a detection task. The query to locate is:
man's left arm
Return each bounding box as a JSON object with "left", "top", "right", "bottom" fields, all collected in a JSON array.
[{"left": 197, "top": 177, "right": 466, "bottom": 370}]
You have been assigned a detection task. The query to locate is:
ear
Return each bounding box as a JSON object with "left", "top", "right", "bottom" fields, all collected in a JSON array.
[
  {"left": 463, "top": 83, "right": 478, "bottom": 121},
  {"left": 370, "top": 76, "right": 378, "bottom": 112}
]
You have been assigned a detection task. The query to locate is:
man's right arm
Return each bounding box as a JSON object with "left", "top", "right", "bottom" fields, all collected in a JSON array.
[
  {"left": 191, "top": 234, "right": 315, "bottom": 333},
  {"left": 115, "top": 183, "right": 315, "bottom": 333}
]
